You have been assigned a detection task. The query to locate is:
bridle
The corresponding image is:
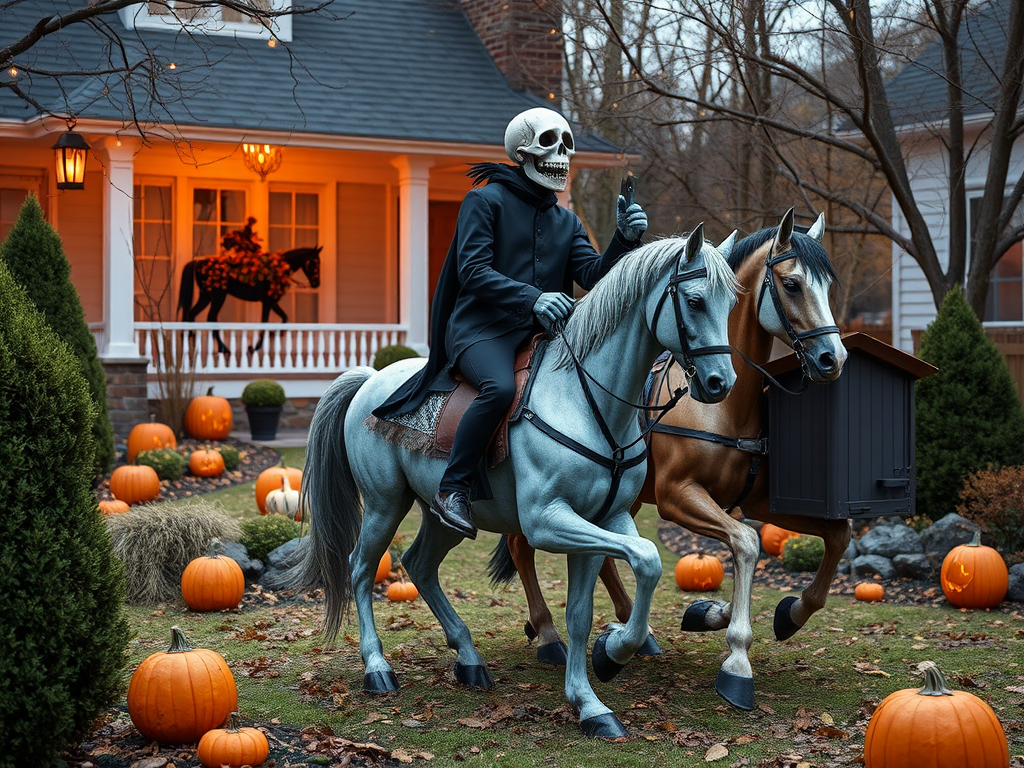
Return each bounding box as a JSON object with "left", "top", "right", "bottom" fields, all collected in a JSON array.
[{"left": 755, "top": 246, "right": 839, "bottom": 378}]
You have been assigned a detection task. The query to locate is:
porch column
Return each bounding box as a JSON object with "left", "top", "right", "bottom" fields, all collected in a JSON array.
[
  {"left": 98, "top": 136, "right": 143, "bottom": 360},
  {"left": 392, "top": 155, "right": 433, "bottom": 353}
]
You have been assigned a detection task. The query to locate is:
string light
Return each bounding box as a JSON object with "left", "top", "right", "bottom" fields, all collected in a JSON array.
[
  {"left": 7, "top": 66, "right": 17, "bottom": 78},
  {"left": 268, "top": 38, "right": 277, "bottom": 48},
  {"left": 168, "top": 62, "right": 177, "bottom": 70}
]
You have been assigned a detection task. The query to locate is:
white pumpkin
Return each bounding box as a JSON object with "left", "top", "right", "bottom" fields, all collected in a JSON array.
[{"left": 265, "top": 475, "right": 301, "bottom": 518}]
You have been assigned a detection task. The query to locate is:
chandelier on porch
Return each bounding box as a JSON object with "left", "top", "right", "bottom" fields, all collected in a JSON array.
[{"left": 241, "top": 142, "right": 283, "bottom": 181}]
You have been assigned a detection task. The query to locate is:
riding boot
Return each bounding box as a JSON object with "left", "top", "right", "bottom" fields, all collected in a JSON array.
[{"left": 429, "top": 491, "right": 477, "bottom": 540}]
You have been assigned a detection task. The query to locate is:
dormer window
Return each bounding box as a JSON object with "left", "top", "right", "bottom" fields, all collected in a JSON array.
[{"left": 120, "top": 0, "right": 292, "bottom": 42}]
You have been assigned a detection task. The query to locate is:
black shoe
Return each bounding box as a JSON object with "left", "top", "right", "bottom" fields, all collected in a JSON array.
[{"left": 430, "top": 491, "right": 477, "bottom": 540}]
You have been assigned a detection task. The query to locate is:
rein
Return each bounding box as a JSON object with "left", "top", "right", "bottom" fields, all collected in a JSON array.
[{"left": 522, "top": 261, "right": 715, "bottom": 522}]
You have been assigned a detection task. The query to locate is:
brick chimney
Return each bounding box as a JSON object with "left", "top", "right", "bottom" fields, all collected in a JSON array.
[{"left": 460, "top": 0, "right": 563, "bottom": 104}]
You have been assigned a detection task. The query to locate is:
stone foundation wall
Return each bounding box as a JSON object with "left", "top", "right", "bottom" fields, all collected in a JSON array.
[{"left": 102, "top": 360, "right": 150, "bottom": 441}]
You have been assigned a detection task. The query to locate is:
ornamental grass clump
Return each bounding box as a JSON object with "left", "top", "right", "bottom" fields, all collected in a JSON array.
[
  {"left": 137, "top": 447, "right": 187, "bottom": 480},
  {"left": 241, "top": 379, "right": 286, "bottom": 407},
  {"left": 782, "top": 536, "right": 825, "bottom": 572},
  {"left": 0, "top": 259, "right": 129, "bottom": 766},
  {"left": 240, "top": 515, "right": 301, "bottom": 561},
  {"left": 106, "top": 500, "right": 242, "bottom": 604},
  {"left": 373, "top": 344, "right": 420, "bottom": 370}
]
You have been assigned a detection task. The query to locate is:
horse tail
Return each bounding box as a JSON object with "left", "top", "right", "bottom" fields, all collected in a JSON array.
[
  {"left": 487, "top": 534, "right": 519, "bottom": 586},
  {"left": 178, "top": 261, "right": 196, "bottom": 320},
  {"left": 286, "top": 367, "right": 373, "bottom": 640}
]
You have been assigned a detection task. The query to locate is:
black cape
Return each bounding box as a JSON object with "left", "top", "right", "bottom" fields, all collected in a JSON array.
[{"left": 374, "top": 163, "right": 638, "bottom": 423}]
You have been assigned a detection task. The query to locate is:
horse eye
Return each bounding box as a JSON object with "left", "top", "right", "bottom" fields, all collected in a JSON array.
[
  {"left": 686, "top": 297, "right": 704, "bottom": 311},
  {"left": 782, "top": 278, "right": 800, "bottom": 293}
]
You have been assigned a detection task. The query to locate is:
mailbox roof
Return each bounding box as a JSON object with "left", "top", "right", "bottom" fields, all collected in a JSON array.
[{"left": 763, "top": 332, "right": 937, "bottom": 380}]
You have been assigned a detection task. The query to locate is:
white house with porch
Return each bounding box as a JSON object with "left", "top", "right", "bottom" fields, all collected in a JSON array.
[{"left": 0, "top": 0, "right": 628, "bottom": 434}]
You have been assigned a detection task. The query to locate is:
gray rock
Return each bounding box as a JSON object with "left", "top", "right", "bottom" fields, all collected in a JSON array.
[
  {"left": 217, "top": 539, "right": 264, "bottom": 582},
  {"left": 265, "top": 536, "right": 309, "bottom": 570},
  {"left": 852, "top": 554, "right": 896, "bottom": 580},
  {"left": 857, "top": 524, "right": 923, "bottom": 558},
  {"left": 893, "top": 553, "right": 933, "bottom": 580},
  {"left": 1008, "top": 563, "right": 1024, "bottom": 603},
  {"left": 842, "top": 540, "right": 858, "bottom": 561},
  {"left": 919, "top": 513, "right": 980, "bottom": 558},
  {"left": 836, "top": 562, "right": 851, "bottom": 576}
]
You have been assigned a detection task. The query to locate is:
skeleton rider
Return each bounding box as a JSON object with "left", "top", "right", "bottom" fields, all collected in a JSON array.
[{"left": 373, "top": 107, "right": 648, "bottom": 540}]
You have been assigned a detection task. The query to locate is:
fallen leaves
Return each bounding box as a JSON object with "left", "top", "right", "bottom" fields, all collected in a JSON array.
[
  {"left": 704, "top": 742, "right": 729, "bottom": 761},
  {"left": 853, "top": 662, "right": 891, "bottom": 677}
]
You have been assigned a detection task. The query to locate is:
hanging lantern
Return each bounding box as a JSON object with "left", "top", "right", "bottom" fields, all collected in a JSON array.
[
  {"left": 52, "top": 129, "right": 91, "bottom": 190},
  {"left": 241, "top": 142, "right": 283, "bottom": 181}
]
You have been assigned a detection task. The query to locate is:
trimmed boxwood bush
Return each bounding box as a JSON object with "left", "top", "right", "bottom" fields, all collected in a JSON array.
[
  {"left": 0, "top": 259, "right": 129, "bottom": 764},
  {"left": 782, "top": 536, "right": 825, "bottom": 572},
  {"left": 373, "top": 344, "right": 420, "bottom": 370},
  {"left": 916, "top": 287, "right": 1024, "bottom": 520},
  {"left": 0, "top": 194, "right": 115, "bottom": 475},
  {"left": 137, "top": 447, "right": 186, "bottom": 481},
  {"left": 242, "top": 379, "right": 286, "bottom": 407},
  {"left": 240, "top": 515, "right": 301, "bottom": 561},
  {"left": 219, "top": 444, "right": 241, "bottom": 470}
]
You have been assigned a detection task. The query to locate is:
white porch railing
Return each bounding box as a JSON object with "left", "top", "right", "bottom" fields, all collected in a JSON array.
[{"left": 132, "top": 322, "right": 408, "bottom": 375}]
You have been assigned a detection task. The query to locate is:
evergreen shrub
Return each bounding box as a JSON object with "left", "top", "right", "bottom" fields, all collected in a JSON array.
[
  {"left": 782, "top": 536, "right": 825, "bottom": 572},
  {"left": 240, "top": 515, "right": 301, "bottom": 561},
  {"left": 106, "top": 500, "right": 242, "bottom": 603},
  {"left": 0, "top": 260, "right": 129, "bottom": 766},
  {"left": 373, "top": 344, "right": 420, "bottom": 370},
  {"left": 0, "top": 194, "right": 115, "bottom": 474},
  {"left": 219, "top": 444, "right": 241, "bottom": 470},
  {"left": 916, "top": 288, "right": 1024, "bottom": 519},
  {"left": 137, "top": 447, "right": 186, "bottom": 480},
  {"left": 241, "top": 379, "right": 286, "bottom": 407}
]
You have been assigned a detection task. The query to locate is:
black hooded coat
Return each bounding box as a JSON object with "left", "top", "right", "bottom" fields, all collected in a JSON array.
[{"left": 373, "top": 163, "right": 638, "bottom": 424}]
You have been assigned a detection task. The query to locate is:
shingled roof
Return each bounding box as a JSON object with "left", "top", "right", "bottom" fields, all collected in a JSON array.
[
  {"left": 883, "top": 0, "right": 1017, "bottom": 131},
  {"left": 0, "top": 0, "right": 620, "bottom": 154}
]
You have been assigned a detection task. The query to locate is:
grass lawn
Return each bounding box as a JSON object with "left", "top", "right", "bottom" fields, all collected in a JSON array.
[{"left": 119, "top": 445, "right": 1024, "bottom": 767}]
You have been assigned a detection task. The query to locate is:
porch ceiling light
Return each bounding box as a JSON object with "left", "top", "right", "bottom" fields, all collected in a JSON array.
[
  {"left": 242, "top": 142, "right": 283, "bottom": 181},
  {"left": 53, "top": 128, "right": 90, "bottom": 190}
]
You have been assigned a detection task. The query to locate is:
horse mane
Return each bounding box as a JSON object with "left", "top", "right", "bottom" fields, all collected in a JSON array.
[
  {"left": 728, "top": 228, "right": 837, "bottom": 285},
  {"left": 550, "top": 236, "right": 738, "bottom": 368}
]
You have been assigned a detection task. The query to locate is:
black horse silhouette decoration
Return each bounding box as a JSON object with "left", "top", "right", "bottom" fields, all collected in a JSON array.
[{"left": 178, "top": 217, "right": 321, "bottom": 354}]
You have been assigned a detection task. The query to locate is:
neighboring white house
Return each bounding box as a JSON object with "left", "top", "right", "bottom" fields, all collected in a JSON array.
[{"left": 887, "top": 0, "right": 1024, "bottom": 353}]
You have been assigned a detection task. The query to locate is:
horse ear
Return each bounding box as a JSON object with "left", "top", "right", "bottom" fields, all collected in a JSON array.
[
  {"left": 685, "top": 222, "right": 705, "bottom": 263},
  {"left": 806, "top": 212, "right": 825, "bottom": 242},
  {"left": 717, "top": 230, "right": 738, "bottom": 262},
  {"left": 773, "top": 208, "right": 795, "bottom": 256}
]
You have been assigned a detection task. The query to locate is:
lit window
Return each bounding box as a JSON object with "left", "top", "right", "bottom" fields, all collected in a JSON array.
[
  {"left": 269, "top": 189, "right": 320, "bottom": 323},
  {"left": 119, "top": 0, "right": 293, "bottom": 42},
  {"left": 975, "top": 196, "right": 1024, "bottom": 323},
  {"left": 133, "top": 183, "right": 174, "bottom": 322},
  {"left": 192, "top": 186, "right": 248, "bottom": 322}
]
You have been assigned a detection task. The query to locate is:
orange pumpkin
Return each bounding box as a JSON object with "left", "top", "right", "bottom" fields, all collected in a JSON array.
[
  {"left": 127, "top": 421, "right": 178, "bottom": 463},
  {"left": 197, "top": 711, "right": 269, "bottom": 768},
  {"left": 185, "top": 387, "right": 234, "bottom": 440},
  {"left": 109, "top": 464, "right": 161, "bottom": 504},
  {"left": 98, "top": 499, "right": 130, "bottom": 515},
  {"left": 761, "top": 523, "right": 800, "bottom": 557},
  {"left": 864, "top": 660, "right": 1009, "bottom": 768},
  {"left": 181, "top": 541, "right": 245, "bottom": 612},
  {"left": 128, "top": 626, "right": 238, "bottom": 744},
  {"left": 674, "top": 553, "right": 725, "bottom": 592},
  {"left": 376, "top": 551, "right": 393, "bottom": 583},
  {"left": 190, "top": 449, "right": 226, "bottom": 478},
  {"left": 387, "top": 581, "right": 419, "bottom": 602},
  {"left": 255, "top": 466, "right": 303, "bottom": 514},
  {"left": 941, "top": 531, "right": 1008, "bottom": 609},
  {"left": 855, "top": 582, "right": 885, "bottom": 602}
]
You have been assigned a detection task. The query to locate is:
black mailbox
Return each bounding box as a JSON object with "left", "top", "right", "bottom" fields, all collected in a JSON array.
[{"left": 763, "top": 333, "right": 937, "bottom": 520}]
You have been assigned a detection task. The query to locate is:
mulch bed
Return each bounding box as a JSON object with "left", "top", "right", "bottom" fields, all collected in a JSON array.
[
  {"left": 656, "top": 518, "right": 1007, "bottom": 609},
  {"left": 95, "top": 438, "right": 283, "bottom": 504}
]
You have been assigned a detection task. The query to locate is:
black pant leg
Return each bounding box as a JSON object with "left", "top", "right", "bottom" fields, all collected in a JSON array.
[{"left": 439, "top": 333, "right": 526, "bottom": 494}]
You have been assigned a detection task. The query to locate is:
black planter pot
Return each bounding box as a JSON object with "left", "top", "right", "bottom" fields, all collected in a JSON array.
[{"left": 246, "top": 405, "right": 282, "bottom": 440}]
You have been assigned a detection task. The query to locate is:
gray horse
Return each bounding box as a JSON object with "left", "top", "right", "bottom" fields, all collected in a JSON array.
[{"left": 293, "top": 226, "right": 739, "bottom": 739}]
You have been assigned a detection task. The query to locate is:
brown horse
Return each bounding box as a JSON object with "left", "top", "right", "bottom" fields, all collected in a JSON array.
[{"left": 492, "top": 209, "right": 851, "bottom": 710}]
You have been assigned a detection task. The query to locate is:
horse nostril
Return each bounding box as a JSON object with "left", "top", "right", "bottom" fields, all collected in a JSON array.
[
  {"left": 819, "top": 351, "right": 836, "bottom": 371},
  {"left": 706, "top": 375, "right": 725, "bottom": 395}
]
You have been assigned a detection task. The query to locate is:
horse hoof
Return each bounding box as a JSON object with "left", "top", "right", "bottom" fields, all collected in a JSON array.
[
  {"left": 635, "top": 633, "right": 663, "bottom": 657},
  {"left": 591, "top": 631, "right": 625, "bottom": 683},
  {"left": 454, "top": 662, "right": 494, "bottom": 689},
  {"left": 773, "top": 596, "right": 802, "bottom": 641},
  {"left": 680, "top": 600, "right": 720, "bottom": 632},
  {"left": 537, "top": 640, "right": 568, "bottom": 666},
  {"left": 363, "top": 670, "right": 400, "bottom": 694},
  {"left": 524, "top": 621, "right": 538, "bottom": 641},
  {"left": 580, "top": 713, "right": 628, "bottom": 739},
  {"left": 715, "top": 669, "right": 755, "bottom": 711}
]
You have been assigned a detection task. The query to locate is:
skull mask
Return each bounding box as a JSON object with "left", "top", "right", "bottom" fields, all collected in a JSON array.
[{"left": 504, "top": 108, "right": 575, "bottom": 192}]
